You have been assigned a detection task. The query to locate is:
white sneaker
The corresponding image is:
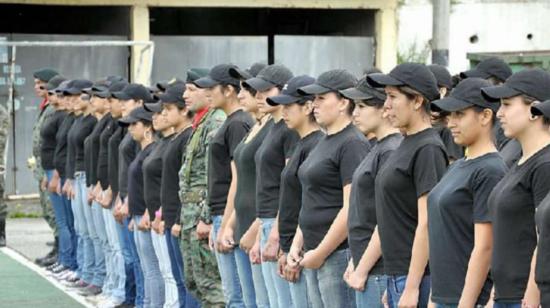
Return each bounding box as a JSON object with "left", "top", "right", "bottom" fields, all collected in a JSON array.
[
  {"left": 87, "top": 293, "right": 108, "bottom": 304},
  {"left": 54, "top": 269, "right": 71, "bottom": 280},
  {"left": 98, "top": 298, "right": 124, "bottom": 308}
]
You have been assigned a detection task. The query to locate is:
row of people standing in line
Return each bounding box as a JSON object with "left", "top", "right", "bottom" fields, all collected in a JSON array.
[{"left": 34, "top": 55, "right": 550, "bottom": 308}]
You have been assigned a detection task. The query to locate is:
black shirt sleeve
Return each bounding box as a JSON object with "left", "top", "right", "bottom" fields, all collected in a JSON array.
[
  {"left": 472, "top": 166, "right": 503, "bottom": 223},
  {"left": 412, "top": 144, "right": 448, "bottom": 197},
  {"left": 339, "top": 138, "right": 370, "bottom": 185},
  {"left": 531, "top": 162, "right": 550, "bottom": 208}
]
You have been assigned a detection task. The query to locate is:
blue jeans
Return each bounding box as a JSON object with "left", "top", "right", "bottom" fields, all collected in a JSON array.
[
  {"left": 234, "top": 246, "right": 268, "bottom": 308},
  {"left": 45, "top": 170, "right": 77, "bottom": 270},
  {"left": 165, "top": 228, "right": 200, "bottom": 308},
  {"left": 116, "top": 214, "right": 142, "bottom": 307},
  {"left": 212, "top": 215, "right": 245, "bottom": 307},
  {"left": 133, "top": 215, "right": 165, "bottom": 308},
  {"left": 386, "top": 275, "right": 430, "bottom": 308},
  {"left": 91, "top": 201, "right": 109, "bottom": 290},
  {"left": 72, "top": 174, "right": 95, "bottom": 284},
  {"left": 304, "top": 249, "right": 355, "bottom": 308},
  {"left": 152, "top": 230, "right": 179, "bottom": 308},
  {"left": 260, "top": 218, "right": 293, "bottom": 308},
  {"left": 492, "top": 302, "right": 521, "bottom": 308},
  {"left": 288, "top": 268, "right": 310, "bottom": 308},
  {"left": 303, "top": 269, "right": 323, "bottom": 308},
  {"left": 355, "top": 275, "right": 387, "bottom": 308},
  {"left": 103, "top": 204, "right": 126, "bottom": 303}
]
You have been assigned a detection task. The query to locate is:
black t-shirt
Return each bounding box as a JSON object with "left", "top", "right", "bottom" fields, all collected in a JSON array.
[
  {"left": 375, "top": 128, "right": 448, "bottom": 276},
  {"left": 119, "top": 131, "right": 140, "bottom": 199},
  {"left": 428, "top": 153, "right": 506, "bottom": 305},
  {"left": 536, "top": 190, "right": 550, "bottom": 286},
  {"left": 40, "top": 109, "right": 65, "bottom": 170},
  {"left": 435, "top": 125, "right": 464, "bottom": 161},
  {"left": 162, "top": 127, "right": 193, "bottom": 229},
  {"left": 66, "top": 114, "right": 97, "bottom": 179},
  {"left": 208, "top": 110, "right": 254, "bottom": 216},
  {"left": 254, "top": 119, "right": 299, "bottom": 218},
  {"left": 279, "top": 130, "right": 324, "bottom": 253},
  {"left": 84, "top": 115, "right": 111, "bottom": 187},
  {"left": 498, "top": 138, "right": 522, "bottom": 168},
  {"left": 298, "top": 124, "right": 371, "bottom": 252},
  {"left": 128, "top": 142, "right": 155, "bottom": 216},
  {"left": 108, "top": 126, "right": 124, "bottom": 195},
  {"left": 54, "top": 113, "right": 75, "bottom": 178},
  {"left": 488, "top": 144, "right": 550, "bottom": 302},
  {"left": 348, "top": 133, "right": 403, "bottom": 273},
  {"left": 143, "top": 136, "right": 171, "bottom": 221},
  {"left": 234, "top": 120, "right": 274, "bottom": 242},
  {"left": 97, "top": 115, "right": 116, "bottom": 190}
]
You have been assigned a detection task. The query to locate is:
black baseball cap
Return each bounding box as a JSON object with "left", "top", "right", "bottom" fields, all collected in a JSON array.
[
  {"left": 33, "top": 68, "right": 59, "bottom": 82},
  {"left": 298, "top": 69, "right": 358, "bottom": 95},
  {"left": 367, "top": 63, "right": 440, "bottom": 101},
  {"left": 106, "top": 81, "right": 129, "bottom": 99},
  {"left": 64, "top": 79, "right": 93, "bottom": 96},
  {"left": 156, "top": 78, "right": 184, "bottom": 92},
  {"left": 119, "top": 106, "right": 153, "bottom": 126},
  {"left": 157, "top": 83, "right": 186, "bottom": 107},
  {"left": 460, "top": 57, "right": 512, "bottom": 82},
  {"left": 243, "top": 64, "right": 294, "bottom": 92},
  {"left": 229, "top": 62, "right": 267, "bottom": 80},
  {"left": 83, "top": 80, "right": 110, "bottom": 97},
  {"left": 186, "top": 68, "right": 210, "bottom": 83},
  {"left": 112, "top": 83, "right": 154, "bottom": 102},
  {"left": 432, "top": 78, "right": 496, "bottom": 113},
  {"left": 531, "top": 100, "right": 550, "bottom": 119},
  {"left": 428, "top": 64, "right": 453, "bottom": 89},
  {"left": 144, "top": 102, "right": 162, "bottom": 113},
  {"left": 481, "top": 69, "right": 550, "bottom": 102},
  {"left": 45, "top": 75, "right": 67, "bottom": 93},
  {"left": 339, "top": 76, "right": 387, "bottom": 105},
  {"left": 266, "top": 75, "right": 315, "bottom": 106},
  {"left": 194, "top": 64, "right": 241, "bottom": 88},
  {"left": 54, "top": 80, "right": 73, "bottom": 96}
]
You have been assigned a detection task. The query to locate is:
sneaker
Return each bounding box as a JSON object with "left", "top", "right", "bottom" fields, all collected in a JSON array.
[
  {"left": 87, "top": 293, "right": 108, "bottom": 304},
  {"left": 67, "top": 279, "right": 89, "bottom": 289},
  {"left": 63, "top": 271, "right": 80, "bottom": 282},
  {"left": 98, "top": 297, "right": 125, "bottom": 308},
  {"left": 55, "top": 269, "right": 74, "bottom": 281},
  {"left": 78, "top": 284, "right": 102, "bottom": 297},
  {"left": 46, "top": 262, "right": 60, "bottom": 271},
  {"left": 51, "top": 265, "right": 67, "bottom": 274}
]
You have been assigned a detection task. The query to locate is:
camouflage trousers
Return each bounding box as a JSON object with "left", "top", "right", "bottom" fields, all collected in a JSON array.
[
  {"left": 39, "top": 184, "right": 57, "bottom": 236},
  {"left": 179, "top": 204, "right": 224, "bottom": 307},
  {"left": 0, "top": 178, "right": 7, "bottom": 220}
]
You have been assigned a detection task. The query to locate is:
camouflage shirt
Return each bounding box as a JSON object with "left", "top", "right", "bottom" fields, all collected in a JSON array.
[
  {"left": 32, "top": 103, "right": 54, "bottom": 180},
  {"left": 179, "top": 108, "right": 226, "bottom": 230},
  {"left": 0, "top": 104, "right": 10, "bottom": 180}
]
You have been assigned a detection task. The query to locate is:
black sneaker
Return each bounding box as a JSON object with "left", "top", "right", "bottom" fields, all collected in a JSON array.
[{"left": 78, "top": 285, "right": 102, "bottom": 297}]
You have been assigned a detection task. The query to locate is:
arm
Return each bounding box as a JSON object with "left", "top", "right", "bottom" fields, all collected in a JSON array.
[
  {"left": 458, "top": 223, "right": 493, "bottom": 307},
  {"left": 300, "top": 184, "right": 351, "bottom": 269},
  {"left": 399, "top": 194, "right": 430, "bottom": 308},
  {"left": 345, "top": 226, "right": 383, "bottom": 291},
  {"left": 522, "top": 247, "right": 540, "bottom": 308},
  {"left": 219, "top": 161, "right": 238, "bottom": 232}
]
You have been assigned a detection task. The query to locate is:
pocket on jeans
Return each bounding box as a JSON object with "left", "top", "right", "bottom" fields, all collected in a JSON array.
[{"left": 392, "top": 275, "right": 407, "bottom": 295}]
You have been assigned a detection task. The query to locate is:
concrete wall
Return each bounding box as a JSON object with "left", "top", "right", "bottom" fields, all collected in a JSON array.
[{"left": 398, "top": 0, "right": 550, "bottom": 74}]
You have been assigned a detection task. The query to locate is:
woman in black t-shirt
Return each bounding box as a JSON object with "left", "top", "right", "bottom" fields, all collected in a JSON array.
[
  {"left": 122, "top": 107, "right": 165, "bottom": 308},
  {"left": 428, "top": 78, "right": 507, "bottom": 307},
  {"left": 296, "top": 69, "right": 370, "bottom": 308},
  {"left": 340, "top": 77, "right": 401, "bottom": 308},
  {"left": 481, "top": 69, "right": 550, "bottom": 308},
  {"left": 367, "top": 63, "right": 448, "bottom": 308}
]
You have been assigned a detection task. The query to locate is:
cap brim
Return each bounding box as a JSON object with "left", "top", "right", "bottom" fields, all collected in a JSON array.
[
  {"left": 481, "top": 85, "right": 521, "bottom": 101},
  {"left": 118, "top": 115, "right": 139, "bottom": 126},
  {"left": 144, "top": 102, "right": 163, "bottom": 113},
  {"left": 95, "top": 91, "right": 110, "bottom": 99},
  {"left": 431, "top": 96, "right": 474, "bottom": 113},
  {"left": 157, "top": 93, "right": 184, "bottom": 104},
  {"left": 339, "top": 88, "right": 374, "bottom": 100},
  {"left": 460, "top": 69, "right": 491, "bottom": 80},
  {"left": 298, "top": 84, "right": 332, "bottom": 95},
  {"left": 229, "top": 68, "right": 252, "bottom": 80},
  {"left": 243, "top": 77, "right": 276, "bottom": 92},
  {"left": 266, "top": 94, "right": 302, "bottom": 106},
  {"left": 531, "top": 101, "right": 550, "bottom": 118},
  {"left": 193, "top": 76, "right": 220, "bottom": 89},
  {"left": 366, "top": 73, "right": 405, "bottom": 88},
  {"left": 64, "top": 88, "right": 81, "bottom": 95},
  {"left": 112, "top": 91, "right": 132, "bottom": 100}
]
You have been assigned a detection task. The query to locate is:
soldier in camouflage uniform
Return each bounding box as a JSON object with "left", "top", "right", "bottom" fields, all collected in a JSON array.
[
  {"left": 31, "top": 68, "right": 58, "bottom": 264},
  {"left": 179, "top": 77, "right": 226, "bottom": 307},
  {"left": 0, "top": 102, "right": 11, "bottom": 247}
]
